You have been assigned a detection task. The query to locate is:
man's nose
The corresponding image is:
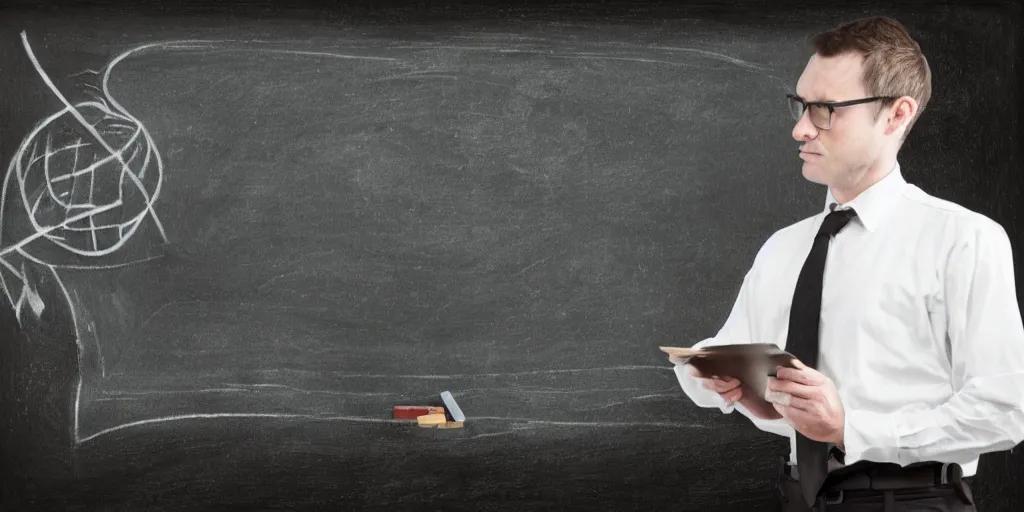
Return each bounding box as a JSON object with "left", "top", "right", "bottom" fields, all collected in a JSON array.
[{"left": 792, "top": 111, "right": 819, "bottom": 142}]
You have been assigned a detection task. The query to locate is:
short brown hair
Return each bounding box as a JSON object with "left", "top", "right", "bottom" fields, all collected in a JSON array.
[{"left": 811, "top": 16, "right": 932, "bottom": 140}]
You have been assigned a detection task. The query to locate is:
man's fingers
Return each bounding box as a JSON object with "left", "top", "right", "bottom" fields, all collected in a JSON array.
[
  {"left": 784, "top": 395, "right": 815, "bottom": 412},
  {"left": 767, "top": 378, "right": 818, "bottom": 400},
  {"left": 716, "top": 378, "right": 741, "bottom": 393},
  {"left": 772, "top": 402, "right": 812, "bottom": 424},
  {"left": 776, "top": 366, "right": 825, "bottom": 385},
  {"left": 685, "top": 364, "right": 740, "bottom": 384},
  {"left": 721, "top": 387, "right": 743, "bottom": 404},
  {"left": 764, "top": 389, "right": 792, "bottom": 406},
  {"left": 698, "top": 377, "right": 741, "bottom": 394},
  {"left": 779, "top": 402, "right": 818, "bottom": 425},
  {"left": 767, "top": 389, "right": 816, "bottom": 411}
]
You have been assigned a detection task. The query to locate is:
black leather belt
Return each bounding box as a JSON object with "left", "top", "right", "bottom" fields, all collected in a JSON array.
[{"left": 781, "top": 460, "right": 973, "bottom": 506}]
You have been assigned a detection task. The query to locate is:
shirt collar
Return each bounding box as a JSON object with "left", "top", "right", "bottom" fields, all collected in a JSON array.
[{"left": 823, "top": 161, "right": 907, "bottom": 232}]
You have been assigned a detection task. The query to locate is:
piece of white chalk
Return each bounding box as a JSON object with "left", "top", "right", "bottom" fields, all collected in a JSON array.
[{"left": 440, "top": 391, "right": 465, "bottom": 422}]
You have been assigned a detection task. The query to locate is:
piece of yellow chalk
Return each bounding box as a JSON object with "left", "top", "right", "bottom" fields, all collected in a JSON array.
[
  {"left": 438, "top": 421, "right": 464, "bottom": 429},
  {"left": 417, "top": 413, "right": 447, "bottom": 426}
]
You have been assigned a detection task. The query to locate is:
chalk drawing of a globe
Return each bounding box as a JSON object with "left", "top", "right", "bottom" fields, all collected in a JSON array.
[{"left": 10, "top": 101, "right": 163, "bottom": 258}]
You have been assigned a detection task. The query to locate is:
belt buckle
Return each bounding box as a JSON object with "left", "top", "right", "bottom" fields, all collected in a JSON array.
[{"left": 824, "top": 490, "right": 844, "bottom": 505}]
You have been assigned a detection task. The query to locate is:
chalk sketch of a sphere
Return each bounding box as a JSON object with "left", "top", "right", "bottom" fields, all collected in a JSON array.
[{"left": 10, "top": 101, "right": 163, "bottom": 258}]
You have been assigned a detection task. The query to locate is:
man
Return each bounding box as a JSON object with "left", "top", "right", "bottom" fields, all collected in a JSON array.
[{"left": 670, "top": 15, "right": 1024, "bottom": 512}]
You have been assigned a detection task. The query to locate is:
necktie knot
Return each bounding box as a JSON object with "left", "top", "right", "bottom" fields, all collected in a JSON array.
[{"left": 818, "top": 208, "right": 857, "bottom": 237}]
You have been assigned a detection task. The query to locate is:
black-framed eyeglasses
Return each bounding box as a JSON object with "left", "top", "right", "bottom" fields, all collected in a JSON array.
[{"left": 786, "top": 94, "right": 898, "bottom": 130}]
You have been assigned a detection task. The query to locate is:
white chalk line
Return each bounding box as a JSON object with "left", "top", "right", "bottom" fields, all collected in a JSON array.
[
  {"left": 325, "top": 365, "right": 671, "bottom": 379},
  {"left": 101, "top": 384, "right": 404, "bottom": 398},
  {"left": 43, "top": 133, "right": 67, "bottom": 210},
  {"left": 95, "top": 384, "right": 671, "bottom": 399},
  {"left": 468, "top": 416, "right": 701, "bottom": 429},
  {"left": 66, "top": 139, "right": 82, "bottom": 216},
  {"left": 53, "top": 254, "right": 165, "bottom": 270},
  {"left": 13, "top": 243, "right": 162, "bottom": 273},
  {"left": 590, "top": 391, "right": 682, "bottom": 410},
  {"left": 68, "top": 68, "right": 100, "bottom": 77},
  {"left": 71, "top": 288, "right": 106, "bottom": 378},
  {"left": 47, "top": 265, "right": 85, "bottom": 441},
  {"left": 452, "top": 386, "right": 646, "bottom": 394},
  {"left": 100, "top": 387, "right": 249, "bottom": 396},
  {"left": 77, "top": 413, "right": 407, "bottom": 443}
]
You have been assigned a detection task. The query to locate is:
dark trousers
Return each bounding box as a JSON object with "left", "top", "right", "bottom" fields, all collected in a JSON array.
[{"left": 777, "top": 457, "right": 977, "bottom": 512}]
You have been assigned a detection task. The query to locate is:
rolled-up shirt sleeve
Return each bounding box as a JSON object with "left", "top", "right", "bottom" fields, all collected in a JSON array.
[{"left": 842, "top": 220, "right": 1024, "bottom": 466}]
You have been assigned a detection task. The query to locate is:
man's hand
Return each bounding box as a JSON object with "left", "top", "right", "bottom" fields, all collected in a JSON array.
[
  {"left": 670, "top": 356, "right": 782, "bottom": 420},
  {"left": 764, "top": 359, "right": 845, "bottom": 446},
  {"left": 687, "top": 365, "right": 744, "bottom": 404}
]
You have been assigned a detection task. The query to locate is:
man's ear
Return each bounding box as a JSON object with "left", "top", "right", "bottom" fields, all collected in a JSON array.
[{"left": 885, "top": 95, "right": 918, "bottom": 137}]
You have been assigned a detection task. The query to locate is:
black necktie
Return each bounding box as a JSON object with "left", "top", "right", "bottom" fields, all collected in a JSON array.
[{"left": 786, "top": 205, "right": 857, "bottom": 507}]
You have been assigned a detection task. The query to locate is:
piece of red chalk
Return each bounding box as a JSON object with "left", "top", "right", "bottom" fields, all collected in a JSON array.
[{"left": 393, "top": 405, "right": 445, "bottom": 420}]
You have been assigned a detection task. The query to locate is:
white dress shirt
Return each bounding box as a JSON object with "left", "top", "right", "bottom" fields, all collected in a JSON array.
[{"left": 675, "top": 162, "right": 1024, "bottom": 477}]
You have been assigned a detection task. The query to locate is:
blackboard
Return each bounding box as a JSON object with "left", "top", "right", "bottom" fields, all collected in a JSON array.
[{"left": 2, "top": 1, "right": 1021, "bottom": 511}]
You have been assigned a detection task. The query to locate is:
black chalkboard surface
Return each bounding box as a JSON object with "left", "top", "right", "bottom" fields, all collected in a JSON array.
[{"left": 1, "top": 1, "right": 1021, "bottom": 511}]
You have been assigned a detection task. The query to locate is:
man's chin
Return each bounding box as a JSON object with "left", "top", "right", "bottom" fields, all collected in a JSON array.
[{"left": 800, "top": 162, "right": 829, "bottom": 184}]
